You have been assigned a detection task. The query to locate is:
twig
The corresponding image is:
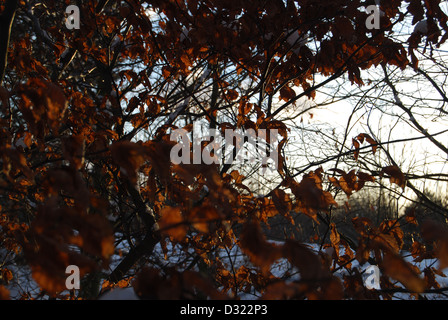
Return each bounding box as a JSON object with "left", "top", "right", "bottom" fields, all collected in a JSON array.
[{"left": 0, "top": 0, "right": 18, "bottom": 86}]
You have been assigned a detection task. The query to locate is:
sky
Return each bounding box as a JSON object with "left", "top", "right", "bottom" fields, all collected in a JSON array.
[{"left": 137, "top": 2, "right": 448, "bottom": 213}]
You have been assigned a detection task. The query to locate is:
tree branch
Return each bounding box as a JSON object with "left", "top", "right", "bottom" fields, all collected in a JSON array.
[
  {"left": 416, "top": 67, "right": 448, "bottom": 114},
  {"left": 0, "top": 0, "right": 18, "bottom": 86},
  {"left": 25, "top": 1, "right": 55, "bottom": 50},
  {"left": 382, "top": 64, "right": 448, "bottom": 156},
  {"left": 108, "top": 178, "right": 160, "bottom": 283},
  {"left": 107, "top": 232, "right": 159, "bottom": 283}
]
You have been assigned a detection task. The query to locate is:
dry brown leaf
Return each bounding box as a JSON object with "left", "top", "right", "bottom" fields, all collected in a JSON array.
[
  {"left": 62, "top": 134, "right": 86, "bottom": 170},
  {"left": 187, "top": 204, "right": 220, "bottom": 233},
  {"left": 239, "top": 220, "right": 283, "bottom": 274},
  {"left": 0, "top": 286, "right": 10, "bottom": 300},
  {"left": 380, "top": 250, "right": 425, "bottom": 293},
  {"left": 158, "top": 206, "right": 188, "bottom": 242},
  {"left": 421, "top": 220, "right": 448, "bottom": 270},
  {"left": 111, "top": 141, "right": 147, "bottom": 185},
  {"left": 381, "top": 165, "right": 406, "bottom": 189},
  {"left": 283, "top": 240, "right": 328, "bottom": 281},
  {"left": 285, "top": 169, "right": 337, "bottom": 222}
]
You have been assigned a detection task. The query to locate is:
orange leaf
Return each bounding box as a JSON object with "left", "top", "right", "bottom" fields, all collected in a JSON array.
[
  {"left": 1, "top": 268, "right": 13, "bottom": 283},
  {"left": 225, "top": 89, "right": 239, "bottom": 101},
  {"left": 330, "top": 223, "right": 340, "bottom": 246},
  {"left": 285, "top": 169, "right": 337, "bottom": 221},
  {"left": 381, "top": 165, "right": 406, "bottom": 189},
  {"left": 380, "top": 250, "right": 425, "bottom": 293},
  {"left": 356, "top": 171, "right": 375, "bottom": 191},
  {"left": 0, "top": 286, "right": 10, "bottom": 300},
  {"left": 329, "top": 169, "right": 357, "bottom": 197},
  {"left": 239, "top": 220, "right": 282, "bottom": 274},
  {"left": 45, "top": 82, "right": 68, "bottom": 122},
  {"left": 329, "top": 169, "right": 375, "bottom": 196},
  {"left": 18, "top": 79, "right": 68, "bottom": 136},
  {"left": 358, "top": 133, "right": 378, "bottom": 154},
  {"left": 21, "top": 201, "right": 114, "bottom": 294},
  {"left": 378, "top": 220, "right": 404, "bottom": 253},
  {"left": 352, "top": 138, "right": 360, "bottom": 161},
  {"left": 238, "top": 99, "right": 252, "bottom": 116},
  {"left": 405, "top": 207, "right": 418, "bottom": 225},
  {"left": 144, "top": 141, "right": 174, "bottom": 184},
  {"left": 158, "top": 206, "right": 188, "bottom": 242},
  {"left": 111, "top": 141, "right": 147, "bottom": 185},
  {"left": 270, "top": 188, "right": 292, "bottom": 217},
  {"left": 421, "top": 220, "right": 448, "bottom": 270},
  {"left": 282, "top": 240, "right": 328, "bottom": 281},
  {"left": 352, "top": 216, "right": 374, "bottom": 237},
  {"left": 261, "top": 120, "right": 289, "bottom": 140},
  {"left": 279, "top": 85, "right": 296, "bottom": 102},
  {"left": 187, "top": 204, "right": 220, "bottom": 233}
]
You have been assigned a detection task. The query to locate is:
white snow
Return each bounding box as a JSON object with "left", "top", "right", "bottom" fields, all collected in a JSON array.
[
  {"left": 13, "top": 137, "right": 28, "bottom": 149},
  {"left": 99, "top": 287, "right": 140, "bottom": 300},
  {"left": 286, "top": 30, "right": 301, "bottom": 47},
  {"left": 285, "top": 30, "right": 308, "bottom": 54},
  {"left": 180, "top": 27, "right": 191, "bottom": 42},
  {"left": 414, "top": 20, "right": 428, "bottom": 35}
]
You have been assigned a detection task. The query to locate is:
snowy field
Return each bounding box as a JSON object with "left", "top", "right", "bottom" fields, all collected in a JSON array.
[
  {"left": 99, "top": 241, "right": 448, "bottom": 300},
  {"left": 4, "top": 240, "right": 448, "bottom": 300}
]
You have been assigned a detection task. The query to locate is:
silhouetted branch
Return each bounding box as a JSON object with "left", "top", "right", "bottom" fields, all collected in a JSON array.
[{"left": 0, "top": 0, "right": 18, "bottom": 85}]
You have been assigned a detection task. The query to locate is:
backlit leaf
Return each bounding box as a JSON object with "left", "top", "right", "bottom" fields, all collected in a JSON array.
[
  {"left": 111, "top": 141, "right": 147, "bottom": 185},
  {"left": 381, "top": 165, "right": 406, "bottom": 189},
  {"left": 285, "top": 169, "right": 337, "bottom": 222},
  {"left": 283, "top": 240, "right": 328, "bottom": 281},
  {"left": 187, "top": 204, "right": 220, "bottom": 233},
  {"left": 0, "top": 286, "right": 10, "bottom": 300},
  {"left": 279, "top": 85, "right": 296, "bottom": 102},
  {"left": 239, "top": 220, "right": 282, "bottom": 274},
  {"left": 380, "top": 250, "right": 425, "bottom": 293},
  {"left": 421, "top": 220, "right": 448, "bottom": 270},
  {"left": 158, "top": 206, "right": 188, "bottom": 242}
]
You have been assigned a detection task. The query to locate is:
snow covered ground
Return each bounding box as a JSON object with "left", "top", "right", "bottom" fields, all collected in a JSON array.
[{"left": 4, "top": 240, "right": 448, "bottom": 300}]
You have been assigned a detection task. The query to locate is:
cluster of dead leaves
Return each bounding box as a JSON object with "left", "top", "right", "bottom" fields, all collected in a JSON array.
[
  {"left": 21, "top": 202, "right": 114, "bottom": 294},
  {"left": 132, "top": 267, "right": 227, "bottom": 300},
  {"left": 329, "top": 169, "right": 375, "bottom": 198},
  {"left": 17, "top": 78, "right": 68, "bottom": 140},
  {"left": 381, "top": 165, "right": 406, "bottom": 189},
  {"left": 18, "top": 165, "right": 114, "bottom": 295},
  {"left": 351, "top": 217, "right": 426, "bottom": 293},
  {"left": 421, "top": 220, "right": 448, "bottom": 271},
  {"left": 239, "top": 219, "right": 344, "bottom": 299},
  {"left": 1, "top": 0, "right": 448, "bottom": 301},
  {"left": 111, "top": 140, "right": 175, "bottom": 186},
  {"left": 352, "top": 133, "right": 378, "bottom": 161},
  {"left": 283, "top": 168, "right": 337, "bottom": 222}
]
